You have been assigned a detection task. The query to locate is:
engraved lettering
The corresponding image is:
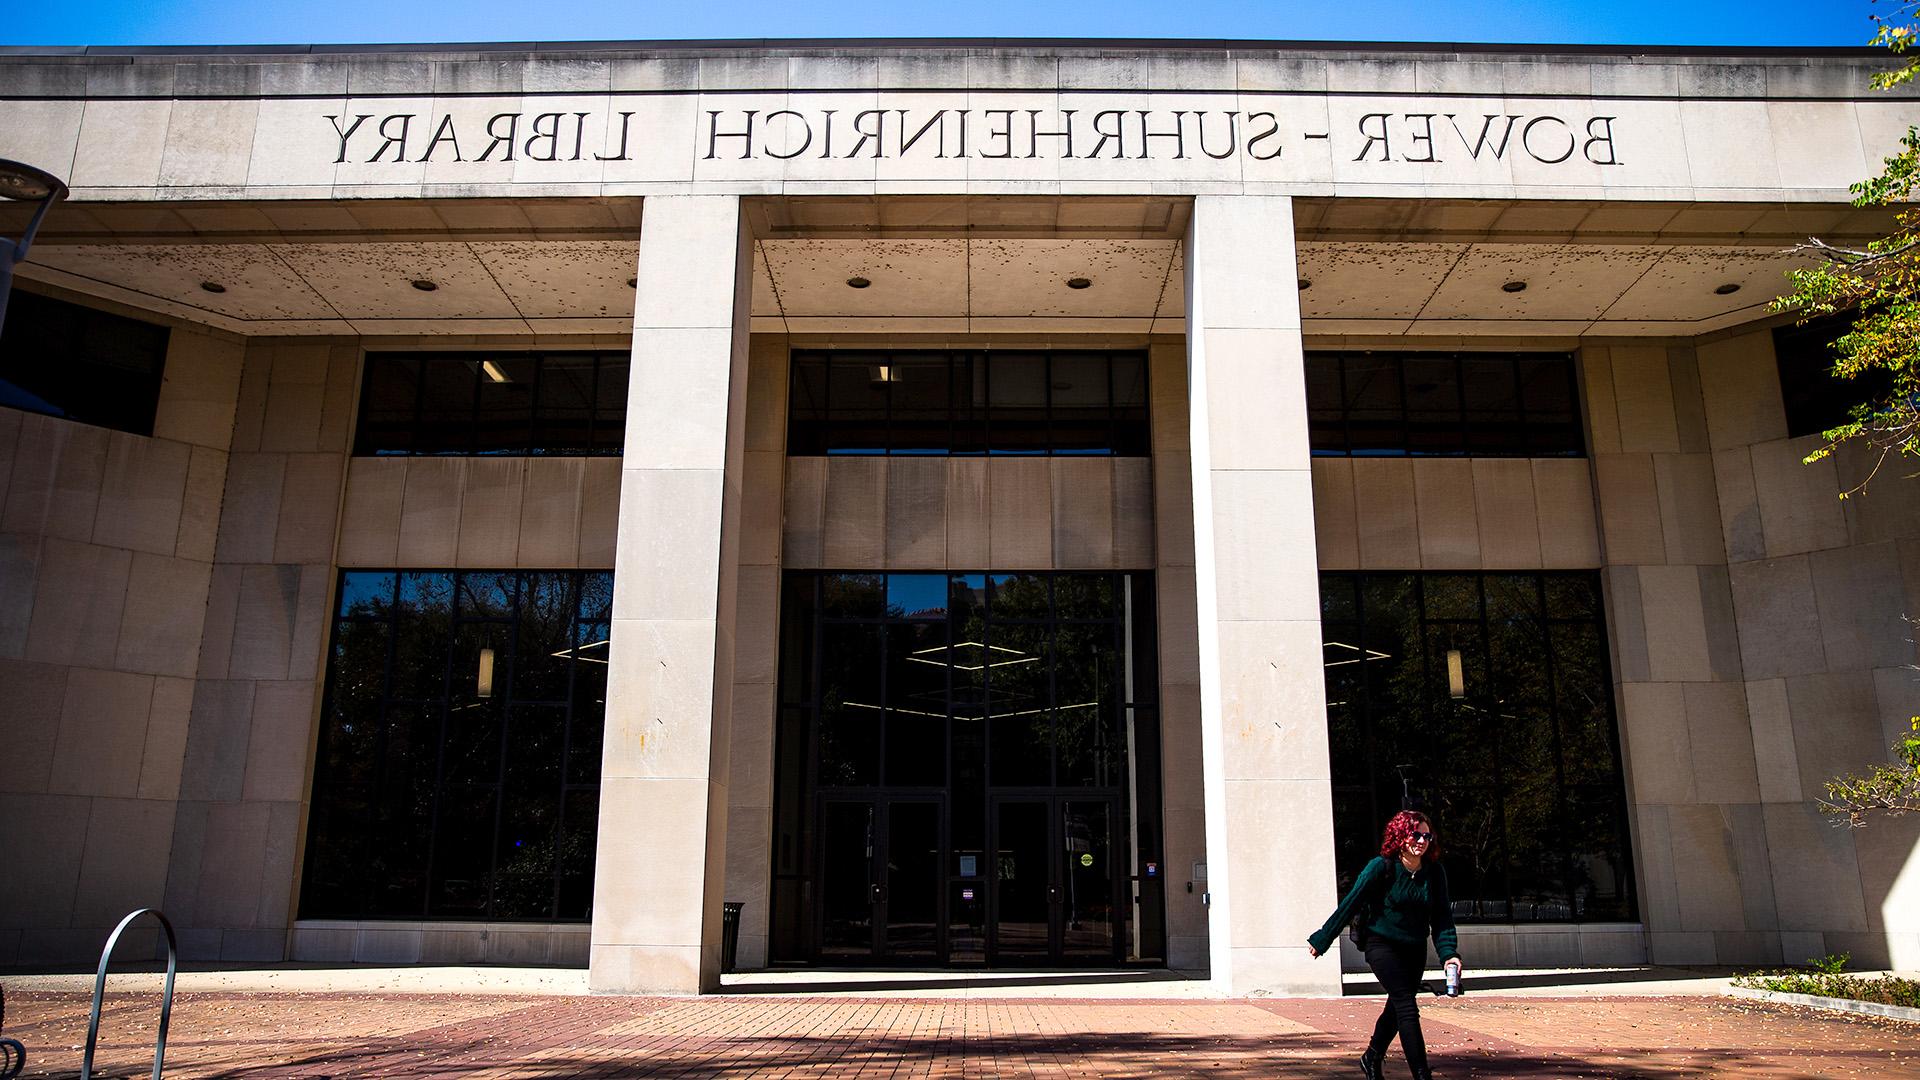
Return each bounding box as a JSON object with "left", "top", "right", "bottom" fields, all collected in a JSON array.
[
  {"left": 1194, "top": 111, "right": 1239, "bottom": 160},
  {"left": 325, "top": 113, "right": 372, "bottom": 164},
  {"left": 524, "top": 112, "right": 564, "bottom": 162},
  {"left": 1584, "top": 116, "right": 1622, "bottom": 165},
  {"left": 478, "top": 113, "right": 519, "bottom": 162},
  {"left": 845, "top": 109, "right": 885, "bottom": 158},
  {"left": 1403, "top": 113, "right": 1437, "bottom": 163},
  {"left": 898, "top": 109, "right": 949, "bottom": 158},
  {"left": 1244, "top": 111, "right": 1283, "bottom": 161},
  {"left": 1027, "top": 108, "right": 1075, "bottom": 159},
  {"left": 595, "top": 111, "right": 635, "bottom": 161},
  {"left": 1446, "top": 114, "right": 1519, "bottom": 160},
  {"left": 418, "top": 114, "right": 462, "bottom": 162},
  {"left": 1521, "top": 115, "right": 1575, "bottom": 164},
  {"left": 1088, "top": 110, "right": 1127, "bottom": 159},
  {"left": 763, "top": 109, "right": 812, "bottom": 159},
  {"left": 1354, "top": 112, "right": 1391, "bottom": 161},
  {"left": 1137, "top": 110, "right": 1186, "bottom": 159},
  {"left": 370, "top": 114, "right": 415, "bottom": 162},
  {"left": 705, "top": 109, "right": 757, "bottom": 160}
]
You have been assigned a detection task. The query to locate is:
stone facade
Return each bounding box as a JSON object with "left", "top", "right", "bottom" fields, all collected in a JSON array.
[{"left": 0, "top": 41, "right": 1917, "bottom": 988}]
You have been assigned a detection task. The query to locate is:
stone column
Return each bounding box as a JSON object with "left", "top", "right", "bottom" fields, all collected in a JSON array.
[
  {"left": 589, "top": 196, "right": 754, "bottom": 994},
  {"left": 1184, "top": 195, "right": 1341, "bottom": 996}
]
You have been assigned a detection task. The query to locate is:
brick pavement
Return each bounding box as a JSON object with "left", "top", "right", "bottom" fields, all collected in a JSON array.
[{"left": 4, "top": 990, "right": 1916, "bottom": 1078}]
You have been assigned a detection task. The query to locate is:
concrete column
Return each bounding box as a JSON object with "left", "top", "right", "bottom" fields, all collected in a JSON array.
[
  {"left": 1184, "top": 195, "right": 1341, "bottom": 996},
  {"left": 589, "top": 196, "right": 754, "bottom": 994}
]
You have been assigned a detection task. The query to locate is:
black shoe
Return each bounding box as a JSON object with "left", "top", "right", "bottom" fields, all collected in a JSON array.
[
  {"left": 1410, "top": 1069, "right": 1435, "bottom": 1080},
  {"left": 1358, "top": 1050, "right": 1384, "bottom": 1080}
]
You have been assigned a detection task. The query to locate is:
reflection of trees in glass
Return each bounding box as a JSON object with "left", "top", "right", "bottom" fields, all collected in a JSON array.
[
  {"left": 800, "top": 572, "right": 1132, "bottom": 791},
  {"left": 300, "top": 569, "right": 611, "bottom": 922},
  {"left": 1320, "top": 572, "right": 1634, "bottom": 922}
]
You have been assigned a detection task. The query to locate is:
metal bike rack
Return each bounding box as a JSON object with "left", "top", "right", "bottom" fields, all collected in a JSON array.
[
  {"left": 1, "top": 985, "right": 25, "bottom": 1080},
  {"left": 81, "top": 908, "right": 178, "bottom": 1080}
]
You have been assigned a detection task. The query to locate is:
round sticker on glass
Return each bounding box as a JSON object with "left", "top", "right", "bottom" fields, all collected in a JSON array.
[{"left": 1079, "top": 853, "right": 1094, "bottom": 867}]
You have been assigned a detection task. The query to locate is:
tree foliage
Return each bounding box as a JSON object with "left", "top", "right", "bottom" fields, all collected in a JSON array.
[
  {"left": 1772, "top": 0, "right": 1920, "bottom": 491},
  {"left": 1821, "top": 716, "right": 1920, "bottom": 827},
  {"left": 1788, "top": 5, "right": 1920, "bottom": 828}
]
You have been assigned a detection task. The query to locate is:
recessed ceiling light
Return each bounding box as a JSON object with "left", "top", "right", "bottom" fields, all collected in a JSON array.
[
  {"left": 411, "top": 279, "right": 438, "bottom": 292},
  {"left": 1714, "top": 282, "right": 1742, "bottom": 295},
  {"left": 846, "top": 276, "right": 871, "bottom": 289},
  {"left": 1297, "top": 278, "right": 1312, "bottom": 290},
  {"left": 1500, "top": 280, "right": 1528, "bottom": 293},
  {"left": 1066, "top": 277, "right": 1092, "bottom": 290},
  {"left": 199, "top": 281, "right": 226, "bottom": 294}
]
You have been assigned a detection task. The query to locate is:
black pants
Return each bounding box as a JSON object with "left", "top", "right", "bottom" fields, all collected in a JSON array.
[{"left": 1363, "top": 938, "right": 1429, "bottom": 1072}]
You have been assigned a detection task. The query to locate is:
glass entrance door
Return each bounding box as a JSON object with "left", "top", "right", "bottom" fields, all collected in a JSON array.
[
  {"left": 989, "top": 796, "right": 1122, "bottom": 964},
  {"left": 818, "top": 797, "right": 945, "bottom": 963}
]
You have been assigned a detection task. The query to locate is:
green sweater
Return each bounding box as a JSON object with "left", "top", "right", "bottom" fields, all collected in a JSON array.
[{"left": 1308, "top": 855, "right": 1460, "bottom": 961}]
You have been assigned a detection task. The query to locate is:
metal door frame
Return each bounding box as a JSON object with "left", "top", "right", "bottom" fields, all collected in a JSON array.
[
  {"left": 986, "top": 793, "right": 1125, "bottom": 965},
  {"left": 812, "top": 793, "right": 948, "bottom": 964}
]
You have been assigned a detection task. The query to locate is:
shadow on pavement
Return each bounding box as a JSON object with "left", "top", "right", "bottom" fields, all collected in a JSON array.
[
  {"left": 720, "top": 968, "right": 1203, "bottom": 995},
  {"left": 1341, "top": 965, "right": 1740, "bottom": 996},
  {"left": 70, "top": 1028, "right": 1879, "bottom": 1080}
]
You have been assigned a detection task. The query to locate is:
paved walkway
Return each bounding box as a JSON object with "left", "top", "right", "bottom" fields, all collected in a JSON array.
[{"left": 5, "top": 989, "right": 1917, "bottom": 1078}]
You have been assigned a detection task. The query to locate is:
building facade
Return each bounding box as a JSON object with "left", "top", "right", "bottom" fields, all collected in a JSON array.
[{"left": 0, "top": 40, "right": 1917, "bottom": 996}]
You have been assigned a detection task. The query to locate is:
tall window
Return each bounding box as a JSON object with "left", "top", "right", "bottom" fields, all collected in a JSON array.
[
  {"left": 770, "top": 571, "right": 1164, "bottom": 963},
  {"left": 787, "top": 350, "right": 1149, "bottom": 455},
  {"left": 1320, "top": 572, "right": 1634, "bottom": 922},
  {"left": 0, "top": 289, "right": 169, "bottom": 436},
  {"left": 300, "top": 570, "right": 610, "bottom": 921},
  {"left": 355, "top": 351, "right": 628, "bottom": 455},
  {"left": 1773, "top": 313, "right": 1892, "bottom": 439},
  {"left": 1306, "top": 351, "right": 1583, "bottom": 457}
]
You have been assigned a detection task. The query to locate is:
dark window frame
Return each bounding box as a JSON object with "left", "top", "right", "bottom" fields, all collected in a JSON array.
[
  {"left": 1306, "top": 350, "right": 1584, "bottom": 458},
  {"left": 786, "top": 350, "right": 1151, "bottom": 456},
  {"left": 769, "top": 570, "right": 1165, "bottom": 963},
  {"left": 1773, "top": 312, "right": 1894, "bottom": 440},
  {"left": 1320, "top": 570, "right": 1636, "bottom": 924},
  {"left": 354, "top": 351, "right": 628, "bottom": 456},
  {"left": 0, "top": 288, "right": 170, "bottom": 436},
  {"left": 298, "top": 568, "right": 612, "bottom": 922}
]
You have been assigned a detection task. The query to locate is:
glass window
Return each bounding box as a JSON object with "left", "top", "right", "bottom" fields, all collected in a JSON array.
[
  {"left": 771, "top": 569, "right": 1162, "bottom": 962},
  {"left": 1319, "top": 571, "right": 1634, "bottom": 923},
  {"left": 786, "top": 350, "right": 1150, "bottom": 456},
  {"left": 354, "top": 352, "right": 629, "bottom": 456},
  {"left": 300, "top": 569, "right": 612, "bottom": 921},
  {"left": 1307, "top": 351, "right": 1583, "bottom": 458},
  {"left": 0, "top": 289, "right": 169, "bottom": 436},
  {"left": 1773, "top": 312, "right": 1893, "bottom": 440}
]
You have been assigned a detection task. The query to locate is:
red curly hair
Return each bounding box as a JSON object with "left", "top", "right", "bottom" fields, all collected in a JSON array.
[{"left": 1379, "top": 810, "right": 1440, "bottom": 865}]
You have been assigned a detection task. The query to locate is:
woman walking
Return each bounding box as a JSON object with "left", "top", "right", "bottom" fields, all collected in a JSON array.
[{"left": 1307, "top": 810, "right": 1463, "bottom": 1080}]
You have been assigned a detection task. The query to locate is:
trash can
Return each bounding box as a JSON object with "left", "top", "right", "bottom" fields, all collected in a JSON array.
[{"left": 721, "top": 902, "right": 743, "bottom": 974}]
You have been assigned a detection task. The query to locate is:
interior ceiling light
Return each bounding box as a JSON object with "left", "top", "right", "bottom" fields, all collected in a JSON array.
[
  {"left": 1714, "top": 282, "right": 1742, "bottom": 295},
  {"left": 908, "top": 641, "right": 1039, "bottom": 672},
  {"left": 846, "top": 276, "right": 871, "bottom": 289},
  {"left": 1500, "top": 280, "right": 1528, "bottom": 293},
  {"left": 1066, "top": 277, "right": 1092, "bottom": 290},
  {"left": 411, "top": 279, "right": 438, "bottom": 292},
  {"left": 480, "top": 359, "right": 511, "bottom": 384},
  {"left": 1323, "top": 641, "right": 1392, "bottom": 668},
  {"left": 199, "top": 281, "right": 226, "bottom": 294}
]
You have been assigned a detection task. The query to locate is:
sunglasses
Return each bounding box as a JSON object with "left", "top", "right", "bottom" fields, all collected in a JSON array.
[{"left": 1409, "top": 831, "right": 1435, "bottom": 842}]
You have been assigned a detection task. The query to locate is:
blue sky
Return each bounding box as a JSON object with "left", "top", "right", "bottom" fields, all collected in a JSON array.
[{"left": 0, "top": 0, "right": 1884, "bottom": 48}]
